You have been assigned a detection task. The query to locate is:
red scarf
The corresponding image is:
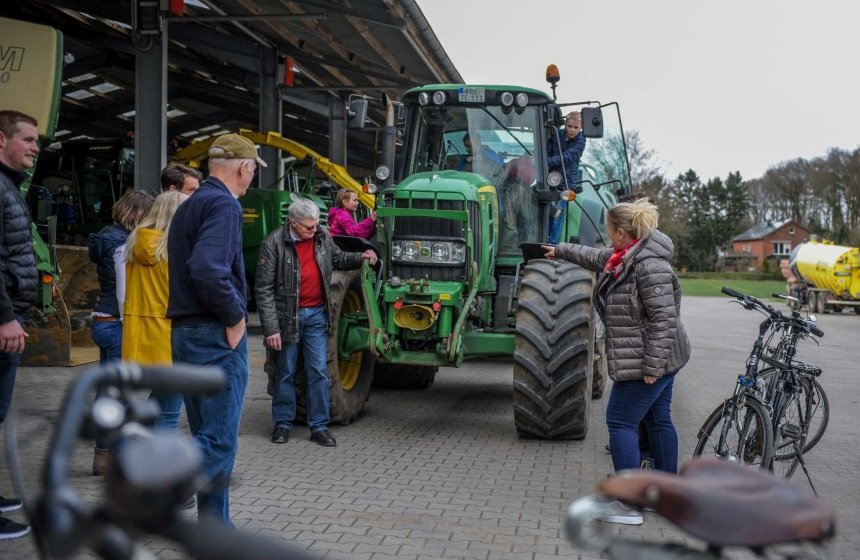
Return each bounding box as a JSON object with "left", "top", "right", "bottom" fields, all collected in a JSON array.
[{"left": 603, "top": 238, "right": 639, "bottom": 279}]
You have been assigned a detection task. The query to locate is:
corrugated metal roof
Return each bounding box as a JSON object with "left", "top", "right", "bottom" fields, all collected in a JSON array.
[{"left": 1, "top": 0, "right": 462, "bottom": 171}]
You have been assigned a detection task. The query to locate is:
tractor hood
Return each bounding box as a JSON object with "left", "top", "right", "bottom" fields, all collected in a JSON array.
[{"left": 396, "top": 170, "right": 492, "bottom": 204}]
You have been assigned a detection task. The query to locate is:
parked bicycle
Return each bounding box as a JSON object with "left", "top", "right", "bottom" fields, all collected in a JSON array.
[
  {"left": 5, "top": 361, "right": 322, "bottom": 560},
  {"left": 693, "top": 287, "right": 828, "bottom": 488},
  {"left": 565, "top": 457, "right": 836, "bottom": 560}
]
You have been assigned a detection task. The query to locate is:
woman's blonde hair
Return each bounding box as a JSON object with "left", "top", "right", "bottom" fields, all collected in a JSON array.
[
  {"left": 126, "top": 191, "right": 188, "bottom": 264},
  {"left": 607, "top": 197, "right": 659, "bottom": 239}
]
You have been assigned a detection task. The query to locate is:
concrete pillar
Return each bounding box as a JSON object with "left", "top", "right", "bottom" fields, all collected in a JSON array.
[
  {"left": 328, "top": 94, "right": 347, "bottom": 167},
  {"left": 258, "top": 48, "right": 281, "bottom": 190},
  {"left": 134, "top": 31, "right": 167, "bottom": 194}
]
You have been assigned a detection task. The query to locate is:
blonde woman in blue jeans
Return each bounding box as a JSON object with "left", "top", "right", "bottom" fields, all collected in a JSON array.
[{"left": 543, "top": 197, "right": 691, "bottom": 525}]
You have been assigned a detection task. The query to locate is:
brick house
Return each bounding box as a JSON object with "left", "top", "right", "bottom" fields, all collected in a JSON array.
[{"left": 725, "top": 219, "right": 811, "bottom": 271}]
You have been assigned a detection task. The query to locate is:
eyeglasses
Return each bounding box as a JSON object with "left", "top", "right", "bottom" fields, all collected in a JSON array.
[{"left": 292, "top": 220, "right": 319, "bottom": 232}]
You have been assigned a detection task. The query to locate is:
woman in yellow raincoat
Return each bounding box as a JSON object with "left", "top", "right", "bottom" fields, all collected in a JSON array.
[{"left": 121, "top": 190, "right": 188, "bottom": 428}]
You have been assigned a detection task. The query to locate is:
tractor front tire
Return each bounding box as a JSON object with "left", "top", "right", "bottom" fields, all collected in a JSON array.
[{"left": 513, "top": 259, "right": 594, "bottom": 440}]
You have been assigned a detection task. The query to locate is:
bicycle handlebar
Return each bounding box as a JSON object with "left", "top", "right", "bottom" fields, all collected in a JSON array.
[
  {"left": 35, "top": 361, "right": 227, "bottom": 559},
  {"left": 721, "top": 286, "right": 823, "bottom": 338}
]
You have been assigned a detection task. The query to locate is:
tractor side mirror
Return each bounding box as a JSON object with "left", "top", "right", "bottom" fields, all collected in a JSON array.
[
  {"left": 347, "top": 98, "right": 368, "bottom": 129},
  {"left": 581, "top": 107, "right": 603, "bottom": 138}
]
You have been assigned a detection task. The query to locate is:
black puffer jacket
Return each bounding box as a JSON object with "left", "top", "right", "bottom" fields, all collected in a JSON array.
[
  {"left": 255, "top": 225, "right": 365, "bottom": 342},
  {"left": 0, "top": 164, "right": 38, "bottom": 323},
  {"left": 88, "top": 223, "right": 129, "bottom": 317},
  {"left": 555, "top": 230, "right": 691, "bottom": 381}
]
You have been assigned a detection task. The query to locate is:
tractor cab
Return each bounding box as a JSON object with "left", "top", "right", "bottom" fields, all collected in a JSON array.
[{"left": 398, "top": 86, "right": 555, "bottom": 254}]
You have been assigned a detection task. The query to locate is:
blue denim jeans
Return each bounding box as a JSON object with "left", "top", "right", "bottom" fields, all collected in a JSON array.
[
  {"left": 91, "top": 318, "right": 123, "bottom": 449},
  {"left": 171, "top": 322, "right": 248, "bottom": 526},
  {"left": 0, "top": 315, "right": 23, "bottom": 424},
  {"left": 91, "top": 319, "right": 123, "bottom": 365},
  {"left": 605, "top": 372, "right": 678, "bottom": 474},
  {"left": 151, "top": 392, "right": 184, "bottom": 430},
  {"left": 548, "top": 199, "right": 567, "bottom": 244},
  {"left": 272, "top": 306, "right": 330, "bottom": 433}
]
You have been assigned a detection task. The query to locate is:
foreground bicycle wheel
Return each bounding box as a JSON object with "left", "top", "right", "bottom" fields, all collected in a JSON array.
[{"left": 693, "top": 398, "right": 774, "bottom": 469}]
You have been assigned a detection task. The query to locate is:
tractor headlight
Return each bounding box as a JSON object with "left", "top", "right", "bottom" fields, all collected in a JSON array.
[
  {"left": 391, "top": 240, "right": 466, "bottom": 265},
  {"left": 431, "top": 243, "right": 451, "bottom": 263},
  {"left": 401, "top": 241, "right": 420, "bottom": 261},
  {"left": 375, "top": 165, "right": 390, "bottom": 181}
]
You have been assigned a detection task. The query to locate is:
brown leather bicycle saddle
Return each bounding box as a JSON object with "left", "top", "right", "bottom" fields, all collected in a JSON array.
[{"left": 598, "top": 458, "right": 835, "bottom": 548}]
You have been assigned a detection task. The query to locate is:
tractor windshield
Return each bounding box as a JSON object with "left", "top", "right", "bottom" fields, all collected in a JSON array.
[{"left": 405, "top": 104, "right": 545, "bottom": 253}]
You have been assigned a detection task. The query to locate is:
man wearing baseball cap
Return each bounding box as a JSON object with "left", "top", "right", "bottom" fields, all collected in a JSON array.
[{"left": 166, "top": 133, "right": 264, "bottom": 525}]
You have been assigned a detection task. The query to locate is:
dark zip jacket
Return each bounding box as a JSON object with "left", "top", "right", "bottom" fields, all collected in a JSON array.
[
  {"left": 0, "top": 162, "right": 38, "bottom": 323},
  {"left": 255, "top": 225, "right": 365, "bottom": 341}
]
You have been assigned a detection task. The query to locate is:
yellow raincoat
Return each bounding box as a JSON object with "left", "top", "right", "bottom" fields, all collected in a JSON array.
[{"left": 121, "top": 228, "right": 172, "bottom": 365}]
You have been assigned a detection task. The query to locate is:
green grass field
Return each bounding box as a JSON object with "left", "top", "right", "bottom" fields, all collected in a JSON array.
[{"left": 679, "top": 278, "right": 788, "bottom": 299}]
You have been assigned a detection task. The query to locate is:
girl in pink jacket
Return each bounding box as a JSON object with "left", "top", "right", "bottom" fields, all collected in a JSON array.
[{"left": 327, "top": 189, "right": 376, "bottom": 239}]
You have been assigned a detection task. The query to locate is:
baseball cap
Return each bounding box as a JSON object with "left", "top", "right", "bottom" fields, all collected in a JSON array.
[{"left": 207, "top": 133, "right": 267, "bottom": 167}]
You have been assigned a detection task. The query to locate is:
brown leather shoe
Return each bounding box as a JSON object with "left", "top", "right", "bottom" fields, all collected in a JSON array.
[{"left": 92, "top": 447, "right": 111, "bottom": 476}]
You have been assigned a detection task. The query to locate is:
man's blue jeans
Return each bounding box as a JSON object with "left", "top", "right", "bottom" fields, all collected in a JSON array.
[
  {"left": 272, "top": 306, "right": 330, "bottom": 433},
  {"left": 171, "top": 322, "right": 248, "bottom": 526},
  {"left": 91, "top": 319, "right": 123, "bottom": 450},
  {"left": 605, "top": 373, "right": 678, "bottom": 474}
]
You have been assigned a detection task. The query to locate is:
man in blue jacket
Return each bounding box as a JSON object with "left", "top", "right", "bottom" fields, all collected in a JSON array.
[
  {"left": 167, "top": 133, "right": 265, "bottom": 526},
  {"left": 547, "top": 111, "right": 586, "bottom": 244}
]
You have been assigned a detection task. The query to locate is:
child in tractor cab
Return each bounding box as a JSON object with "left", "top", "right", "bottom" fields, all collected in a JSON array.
[{"left": 547, "top": 111, "right": 586, "bottom": 244}]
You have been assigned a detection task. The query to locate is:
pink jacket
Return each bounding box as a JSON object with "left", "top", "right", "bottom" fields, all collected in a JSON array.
[{"left": 327, "top": 206, "right": 375, "bottom": 239}]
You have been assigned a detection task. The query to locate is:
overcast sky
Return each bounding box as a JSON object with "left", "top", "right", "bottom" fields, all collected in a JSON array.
[{"left": 418, "top": 0, "right": 859, "bottom": 182}]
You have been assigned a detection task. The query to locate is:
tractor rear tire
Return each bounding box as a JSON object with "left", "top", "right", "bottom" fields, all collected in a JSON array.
[
  {"left": 372, "top": 363, "right": 438, "bottom": 389},
  {"left": 513, "top": 259, "right": 594, "bottom": 440},
  {"left": 325, "top": 270, "right": 375, "bottom": 424}
]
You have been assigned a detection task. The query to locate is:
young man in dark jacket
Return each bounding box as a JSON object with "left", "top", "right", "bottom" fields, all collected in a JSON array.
[
  {"left": 0, "top": 110, "right": 40, "bottom": 540},
  {"left": 256, "top": 198, "right": 376, "bottom": 447},
  {"left": 167, "top": 133, "right": 264, "bottom": 526}
]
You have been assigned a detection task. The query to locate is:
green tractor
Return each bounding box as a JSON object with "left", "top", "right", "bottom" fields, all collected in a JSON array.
[{"left": 334, "top": 72, "right": 632, "bottom": 438}]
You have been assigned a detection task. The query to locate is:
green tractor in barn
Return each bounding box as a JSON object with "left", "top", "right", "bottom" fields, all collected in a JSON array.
[{"left": 331, "top": 69, "right": 632, "bottom": 439}]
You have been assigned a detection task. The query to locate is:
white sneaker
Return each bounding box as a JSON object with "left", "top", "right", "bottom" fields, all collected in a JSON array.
[{"left": 599, "top": 500, "right": 644, "bottom": 525}]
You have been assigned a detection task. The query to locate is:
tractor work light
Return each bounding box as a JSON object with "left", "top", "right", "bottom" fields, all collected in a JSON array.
[
  {"left": 432, "top": 91, "right": 446, "bottom": 105},
  {"left": 391, "top": 240, "right": 466, "bottom": 265},
  {"left": 515, "top": 93, "right": 529, "bottom": 107},
  {"left": 500, "top": 92, "right": 514, "bottom": 107},
  {"left": 375, "top": 165, "right": 390, "bottom": 181},
  {"left": 418, "top": 92, "right": 430, "bottom": 106},
  {"left": 547, "top": 171, "right": 563, "bottom": 189}
]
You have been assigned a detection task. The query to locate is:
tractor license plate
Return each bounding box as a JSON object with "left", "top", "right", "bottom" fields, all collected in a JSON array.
[{"left": 458, "top": 87, "right": 485, "bottom": 103}]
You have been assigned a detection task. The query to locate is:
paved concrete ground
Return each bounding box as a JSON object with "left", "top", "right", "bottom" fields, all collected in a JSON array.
[{"left": 1, "top": 296, "right": 858, "bottom": 559}]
